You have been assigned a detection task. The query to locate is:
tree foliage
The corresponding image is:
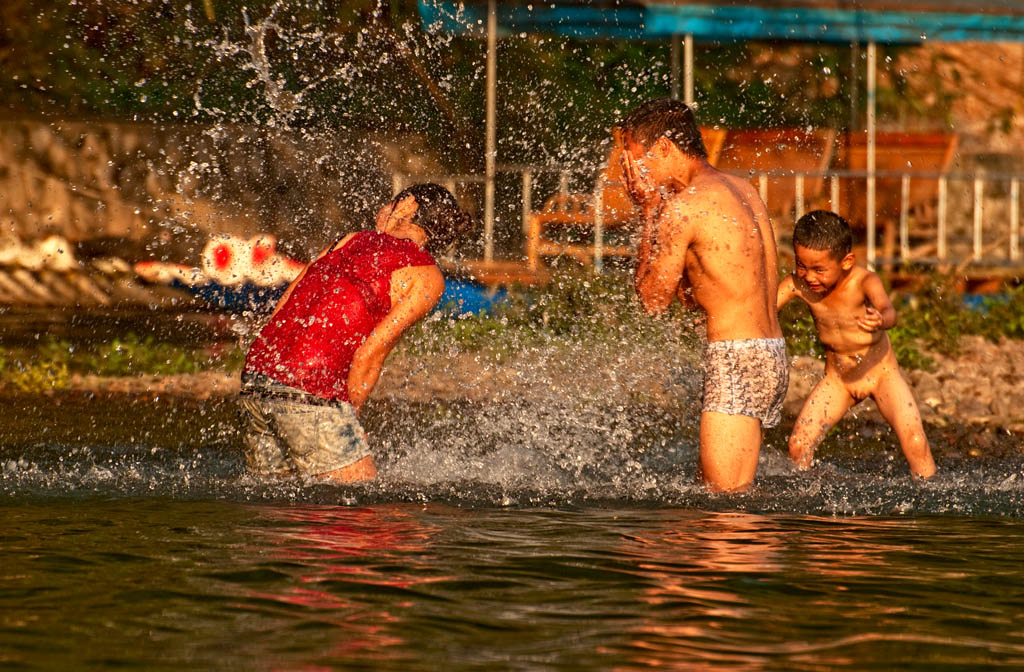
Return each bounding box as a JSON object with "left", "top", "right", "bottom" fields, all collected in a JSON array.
[{"left": 1, "top": 0, "right": 947, "bottom": 173}]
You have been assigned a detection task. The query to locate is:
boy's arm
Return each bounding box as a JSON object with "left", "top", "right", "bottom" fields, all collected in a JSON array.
[
  {"left": 635, "top": 202, "right": 694, "bottom": 315},
  {"left": 347, "top": 264, "right": 444, "bottom": 410},
  {"left": 859, "top": 271, "right": 897, "bottom": 332},
  {"left": 776, "top": 274, "right": 797, "bottom": 311}
]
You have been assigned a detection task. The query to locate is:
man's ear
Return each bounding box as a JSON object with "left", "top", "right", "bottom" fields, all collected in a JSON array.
[
  {"left": 653, "top": 135, "right": 674, "bottom": 158},
  {"left": 841, "top": 252, "right": 856, "bottom": 270}
]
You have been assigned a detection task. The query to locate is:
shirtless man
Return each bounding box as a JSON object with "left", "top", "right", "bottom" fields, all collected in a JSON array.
[
  {"left": 777, "top": 210, "right": 936, "bottom": 478},
  {"left": 616, "top": 98, "right": 787, "bottom": 492}
]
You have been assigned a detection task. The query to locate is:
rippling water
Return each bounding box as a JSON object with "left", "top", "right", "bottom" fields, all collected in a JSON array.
[
  {"left": 3, "top": 502, "right": 1024, "bottom": 670},
  {"left": 2, "top": 395, "right": 1024, "bottom": 669}
]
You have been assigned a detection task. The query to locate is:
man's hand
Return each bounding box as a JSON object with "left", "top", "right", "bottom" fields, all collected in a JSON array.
[
  {"left": 621, "top": 150, "right": 659, "bottom": 212},
  {"left": 858, "top": 306, "right": 885, "bottom": 332},
  {"left": 375, "top": 195, "right": 417, "bottom": 231}
]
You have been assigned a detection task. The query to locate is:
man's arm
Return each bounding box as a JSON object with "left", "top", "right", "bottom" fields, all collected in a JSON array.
[
  {"left": 635, "top": 202, "right": 694, "bottom": 315},
  {"left": 347, "top": 264, "right": 444, "bottom": 410},
  {"left": 859, "top": 271, "right": 897, "bottom": 332}
]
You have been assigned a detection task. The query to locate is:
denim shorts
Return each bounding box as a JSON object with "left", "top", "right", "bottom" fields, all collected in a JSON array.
[{"left": 238, "top": 374, "right": 370, "bottom": 477}]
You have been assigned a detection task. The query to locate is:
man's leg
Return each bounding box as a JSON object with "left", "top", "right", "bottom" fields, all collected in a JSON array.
[
  {"left": 699, "top": 411, "right": 762, "bottom": 492},
  {"left": 872, "top": 370, "right": 936, "bottom": 479},
  {"left": 788, "top": 374, "right": 854, "bottom": 470}
]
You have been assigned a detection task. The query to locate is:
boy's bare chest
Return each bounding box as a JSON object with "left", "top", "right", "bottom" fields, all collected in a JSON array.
[{"left": 805, "top": 287, "right": 866, "bottom": 328}]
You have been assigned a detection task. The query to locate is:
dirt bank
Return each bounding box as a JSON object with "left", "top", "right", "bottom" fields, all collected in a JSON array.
[{"left": 42, "top": 336, "right": 1024, "bottom": 436}]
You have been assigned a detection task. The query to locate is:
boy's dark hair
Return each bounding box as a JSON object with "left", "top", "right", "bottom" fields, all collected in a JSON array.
[
  {"left": 792, "top": 210, "right": 853, "bottom": 259},
  {"left": 393, "top": 183, "right": 473, "bottom": 257},
  {"left": 615, "top": 98, "right": 708, "bottom": 160}
]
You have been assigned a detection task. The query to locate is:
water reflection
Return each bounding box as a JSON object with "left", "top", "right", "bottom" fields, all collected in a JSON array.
[
  {"left": 609, "top": 512, "right": 786, "bottom": 670},
  {"left": 608, "top": 512, "right": 1024, "bottom": 670},
  {"left": 240, "top": 505, "right": 444, "bottom": 664}
]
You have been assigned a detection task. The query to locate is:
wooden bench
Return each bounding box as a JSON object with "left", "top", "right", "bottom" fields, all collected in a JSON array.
[
  {"left": 831, "top": 131, "right": 959, "bottom": 265},
  {"left": 526, "top": 127, "right": 727, "bottom": 269},
  {"left": 714, "top": 128, "right": 837, "bottom": 230}
]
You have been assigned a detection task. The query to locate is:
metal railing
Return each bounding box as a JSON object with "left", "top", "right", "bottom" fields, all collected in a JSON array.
[{"left": 393, "top": 166, "right": 1024, "bottom": 273}]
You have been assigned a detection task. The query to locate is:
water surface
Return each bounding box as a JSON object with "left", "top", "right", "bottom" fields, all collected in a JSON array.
[{"left": 2, "top": 395, "right": 1024, "bottom": 670}]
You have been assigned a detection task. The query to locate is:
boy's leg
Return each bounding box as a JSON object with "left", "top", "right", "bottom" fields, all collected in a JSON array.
[
  {"left": 789, "top": 374, "right": 854, "bottom": 469},
  {"left": 318, "top": 455, "right": 377, "bottom": 483},
  {"left": 872, "top": 370, "right": 936, "bottom": 479},
  {"left": 700, "top": 412, "right": 762, "bottom": 492}
]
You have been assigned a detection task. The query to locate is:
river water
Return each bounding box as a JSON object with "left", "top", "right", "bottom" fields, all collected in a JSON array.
[{"left": 2, "top": 396, "right": 1024, "bottom": 670}]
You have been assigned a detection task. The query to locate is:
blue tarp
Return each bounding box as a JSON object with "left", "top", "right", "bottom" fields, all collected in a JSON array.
[
  {"left": 419, "top": 1, "right": 1024, "bottom": 44},
  {"left": 177, "top": 278, "right": 507, "bottom": 316}
]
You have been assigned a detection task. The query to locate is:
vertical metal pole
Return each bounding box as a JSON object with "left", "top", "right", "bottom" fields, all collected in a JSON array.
[
  {"left": 684, "top": 34, "right": 695, "bottom": 105},
  {"left": 850, "top": 41, "right": 860, "bottom": 132},
  {"left": 866, "top": 41, "right": 877, "bottom": 269},
  {"left": 830, "top": 174, "right": 840, "bottom": 212},
  {"left": 1011, "top": 178, "right": 1020, "bottom": 261},
  {"left": 593, "top": 176, "right": 605, "bottom": 272},
  {"left": 559, "top": 171, "right": 569, "bottom": 199},
  {"left": 795, "top": 174, "right": 805, "bottom": 221},
  {"left": 973, "top": 176, "right": 984, "bottom": 261},
  {"left": 521, "top": 169, "right": 533, "bottom": 236},
  {"left": 670, "top": 35, "right": 681, "bottom": 100},
  {"left": 484, "top": 0, "right": 497, "bottom": 263},
  {"left": 937, "top": 177, "right": 948, "bottom": 260},
  {"left": 759, "top": 173, "right": 768, "bottom": 205},
  {"left": 899, "top": 174, "right": 910, "bottom": 262}
]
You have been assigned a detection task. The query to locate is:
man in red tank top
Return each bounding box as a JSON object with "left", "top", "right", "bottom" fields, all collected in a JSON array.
[{"left": 239, "top": 184, "right": 471, "bottom": 483}]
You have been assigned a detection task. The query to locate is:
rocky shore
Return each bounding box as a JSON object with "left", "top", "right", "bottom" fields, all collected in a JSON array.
[
  {"left": 786, "top": 336, "right": 1024, "bottom": 434},
  {"left": 47, "top": 335, "right": 1024, "bottom": 437}
]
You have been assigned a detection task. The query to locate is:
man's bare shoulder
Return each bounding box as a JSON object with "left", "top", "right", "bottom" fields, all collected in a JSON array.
[{"left": 665, "top": 174, "right": 739, "bottom": 221}]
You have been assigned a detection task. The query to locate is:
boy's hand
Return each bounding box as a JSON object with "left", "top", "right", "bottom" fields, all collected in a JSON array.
[{"left": 858, "top": 306, "right": 884, "bottom": 332}]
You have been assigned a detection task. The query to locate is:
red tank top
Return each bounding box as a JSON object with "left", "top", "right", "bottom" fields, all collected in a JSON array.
[{"left": 244, "top": 231, "right": 436, "bottom": 401}]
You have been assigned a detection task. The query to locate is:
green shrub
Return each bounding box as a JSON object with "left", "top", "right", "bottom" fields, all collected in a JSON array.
[
  {"left": 403, "top": 268, "right": 698, "bottom": 359},
  {"left": 7, "top": 357, "right": 70, "bottom": 393},
  {"left": 779, "top": 302, "right": 821, "bottom": 358}
]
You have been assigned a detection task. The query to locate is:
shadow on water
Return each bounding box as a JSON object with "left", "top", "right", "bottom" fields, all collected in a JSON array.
[{"left": 2, "top": 392, "right": 1023, "bottom": 516}]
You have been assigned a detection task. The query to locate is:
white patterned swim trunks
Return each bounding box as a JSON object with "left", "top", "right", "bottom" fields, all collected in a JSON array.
[{"left": 702, "top": 337, "right": 789, "bottom": 428}]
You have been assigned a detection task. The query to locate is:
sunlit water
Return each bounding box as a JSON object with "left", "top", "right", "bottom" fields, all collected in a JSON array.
[
  {"left": 3, "top": 396, "right": 1024, "bottom": 670},
  {"left": 6, "top": 4, "right": 1024, "bottom": 668}
]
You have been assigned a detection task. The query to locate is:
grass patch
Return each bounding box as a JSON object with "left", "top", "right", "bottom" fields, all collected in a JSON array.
[
  {"left": 0, "top": 333, "right": 245, "bottom": 393},
  {"left": 400, "top": 269, "right": 700, "bottom": 360}
]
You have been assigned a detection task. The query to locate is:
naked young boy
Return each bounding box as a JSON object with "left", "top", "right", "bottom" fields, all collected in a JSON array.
[{"left": 777, "top": 210, "right": 936, "bottom": 478}]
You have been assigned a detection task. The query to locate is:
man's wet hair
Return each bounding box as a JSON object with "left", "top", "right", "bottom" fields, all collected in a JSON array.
[
  {"left": 615, "top": 98, "right": 708, "bottom": 160},
  {"left": 393, "top": 183, "right": 473, "bottom": 257},
  {"left": 792, "top": 210, "right": 853, "bottom": 259}
]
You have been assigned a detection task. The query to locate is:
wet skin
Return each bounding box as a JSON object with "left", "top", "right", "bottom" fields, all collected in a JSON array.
[
  {"left": 621, "top": 133, "right": 782, "bottom": 492},
  {"left": 777, "top": 245, "right": 936, "bottom": 479}
]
